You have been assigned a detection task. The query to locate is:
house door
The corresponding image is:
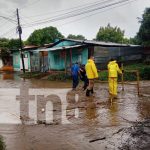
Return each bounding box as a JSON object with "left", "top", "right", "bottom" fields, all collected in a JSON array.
[{"left": 20, "top": 58, "right": 28, "bottom": 70}]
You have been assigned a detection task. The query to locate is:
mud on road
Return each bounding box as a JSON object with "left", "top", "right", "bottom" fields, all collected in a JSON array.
[{"left": 0, "top": 73, "right": 149, "bottom": 150}]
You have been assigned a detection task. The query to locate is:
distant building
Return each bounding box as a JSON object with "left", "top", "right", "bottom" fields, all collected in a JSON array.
[{"left": 12, "top": 39, "right": 146, "bottom": 72}]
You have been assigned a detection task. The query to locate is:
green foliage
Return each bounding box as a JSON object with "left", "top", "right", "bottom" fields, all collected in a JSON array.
[
  {"left": 48, "top": 73, "right": 71, "bottom": 81},
  {"left": 140, "top": 67, "right": 150, "bottom": 80},
  {"left": 67, "top": 34, "right": 86, "bottom": 40},
  {"left": 0, "top": 38, "right": 9, "bottom": 48},
  {"left": 129, "top": 36, "right": 140, "bottom": 45},
  {"left": 20, "top": 72, "right": 46, "bottom": 78},
  {"left": 27, "top": 26, "right": 64, "bottom": 46},
  {"left": 98, "top": 71, "right": 108, "bottom": 81},
  {"left": 0, "top": 136, "right": 6, "bottom": 150},
  {"left": 137, "top": 8, "right": 150, "bottom": 46},
  {"left": 0, "top": 38, "right": 21, "bottom": 50},
  {"left": 8, "top": 39, "right": 22, "bottom": 50},
  {"left": 0, "top": 38, "right": 22, "bottom": 63},
  {"left": 122, "top": 38, "right": 130, "bottom": 44},
  {"left": 96, "top": 23, "right": 125, "bottom": 43},
  {"left": 122, "top": 72, "right": 137, "bottom": 81},
  {"left": 98, "top": 63, "right": 150, "bottom": 81}
]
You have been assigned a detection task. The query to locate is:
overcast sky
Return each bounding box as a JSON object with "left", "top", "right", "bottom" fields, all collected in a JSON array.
[{"left": 0, "top": 0, "right": 150, "bottom": 41}]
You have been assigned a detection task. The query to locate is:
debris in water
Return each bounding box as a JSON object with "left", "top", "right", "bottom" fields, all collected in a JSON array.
[{"left": 89, "top": 137, "right": 106, "bottom": 143}]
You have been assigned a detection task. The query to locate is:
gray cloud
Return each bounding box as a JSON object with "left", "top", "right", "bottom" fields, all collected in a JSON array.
[
  {"left": 0, "top": 0, "right": 150, "bottom": 40},
  {"left": 7, "top": 0, "right": 28, "bottom": 6}
]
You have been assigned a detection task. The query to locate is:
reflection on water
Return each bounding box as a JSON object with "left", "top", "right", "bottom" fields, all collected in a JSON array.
[
  {"left": 2, "top": 73, "right": 14, "bottom": 80},
  {"left": 0, "top": 71, "right": 149, "bottom": 127},
  {"left": 0, "top": 71, "right": 71, "bottom": 88},
  {"left": 0, "top": 72, "right": 149, "bottom": 150},
  {"left": 109, "top": 101, "right": 119, "bottom": 126},
  {"left": 86, "top": 98, "right": 97, "bottom": 120},
  {"left": 0, "top": 72, "right": 20, "bottom": 81}
]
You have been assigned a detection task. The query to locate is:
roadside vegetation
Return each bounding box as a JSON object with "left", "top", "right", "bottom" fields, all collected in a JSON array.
[
  {"left": 20, "top": 63, "right": 150, "bottom": 81},
  {"left": 99, "top": 63, "right": 150, "bottom": 81},
  {"left": 0, "top": 136, "right": 6, "bottom": 150},
  {"left": 20, "top": 72, "right": 48, "bottom": 79}
]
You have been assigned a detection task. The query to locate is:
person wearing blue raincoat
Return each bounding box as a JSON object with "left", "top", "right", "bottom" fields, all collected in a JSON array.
[{"left": 71, "top": 62, "right": 79, "bottom": 90}]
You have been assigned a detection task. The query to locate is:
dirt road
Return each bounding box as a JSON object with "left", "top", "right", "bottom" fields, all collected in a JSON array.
[{"left": 0, "top": 72, "right": 149, "bottom": 150}]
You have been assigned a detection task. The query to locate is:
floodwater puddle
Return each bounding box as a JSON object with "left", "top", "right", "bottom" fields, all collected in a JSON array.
[{"left": 0, "top": 72, "right": 149, "bottom": 150}]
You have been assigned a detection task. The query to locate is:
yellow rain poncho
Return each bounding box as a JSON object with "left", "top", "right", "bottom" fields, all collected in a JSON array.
[
  {"left": 108, "top": 60, "right": 122, "bottom": 96},
  {"left": 85, "top": 59, "right": 98, "bottom": 79}
]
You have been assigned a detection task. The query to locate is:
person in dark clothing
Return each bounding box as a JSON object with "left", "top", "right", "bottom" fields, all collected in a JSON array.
[
  {"left": 71, "top": 62, "right": 79, "bottom": 90},
  {"left": 79, "top": 64, "right": 89, "bottom": 90}
]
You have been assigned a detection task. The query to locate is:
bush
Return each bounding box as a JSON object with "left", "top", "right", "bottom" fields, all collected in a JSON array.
[
  {"left": 48, "top": 73, "right": 71, "bottom": 81},
  {"left": 122, "top": 72, "right": 137, "bottom": 81},
  {"left": 98, "top": 71, "right": 108, "bottom": 81},
  {"left": 140, "top": 67, "right": 150, "bottom": 80},
  {"left": 98, "top": 63, "right": 150, "bottom": 81},
  {"left": 20, "top": 72, "right": 46, "bottom": 79}
]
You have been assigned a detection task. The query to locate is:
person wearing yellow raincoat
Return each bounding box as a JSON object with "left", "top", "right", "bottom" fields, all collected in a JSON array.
[
  {"left": 108, "top": 59, "right": 122, "bottom": 97},
  {"left": 85, "top": 56, "right": 98, "bottom": 96}
]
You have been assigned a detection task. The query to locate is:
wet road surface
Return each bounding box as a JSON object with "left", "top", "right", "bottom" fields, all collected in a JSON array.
[{"left": 0, "top": 72, "right": 149, "bottom": 150}]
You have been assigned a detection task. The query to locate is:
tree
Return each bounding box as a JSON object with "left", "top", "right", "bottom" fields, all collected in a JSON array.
[
  {"left": 8, "top": 39, "right": 22, "bottom": 50},
  {"left": 0, "top": 38, "right": 9, "bottom": 48},
  {"left": 67, "top": 34, "right": 86, "bottom": 40},
  {"left": 96, "top": 24, "right": 125, "bottom": 43},
  {"left": 0, "top": 38, "right": 10, "bottom": 64},
  {"left": 0, "top": 47, "right": 10, "bottom": 64},
  {"left": 0, "top": 38, "right": 22, "bottom": 64},
  {"left": 137, "top": 8, "right": 150, "bottom": 46},
  {"left": 27, "top": 26, "right": 64, "bottom": 46},
  {"left": 129, "top": 36, "right": 140, "bottom": 45}
]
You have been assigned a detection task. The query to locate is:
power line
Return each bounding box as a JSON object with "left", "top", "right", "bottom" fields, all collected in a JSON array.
[
  {"left": 22, "top": 0, "right": 109, "bottom": 19},
  {"left": 22, "top": 0, "right": 111, "bottom": 23},
  {"left": 22, "top": 0, "right": 132, "bottom": 28},
  {"left": 0, "top": 15, "right": 17, "bottom": 24},
  {"left": 0, "top": 27, "right": 16, "bottom": 37},
  {"left": 0, "top": 14, "right": 17, "bottom": 28},
  {"left": 57, "top": 0, "right": 137, "bottom": 27}
]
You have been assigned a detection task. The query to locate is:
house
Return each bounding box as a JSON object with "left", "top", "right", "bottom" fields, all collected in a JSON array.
[
  {"left": 45, "top": 39, "right": 89, "bottom": 71},
  {"left": 13, "top": 45, "right": 39, "bottom": 71},
  {"left": 45, "top": 39, "right": 141, "bottom": 70},
  {"left": 12, "top": 39, "right": 144, "bottom": 72}
]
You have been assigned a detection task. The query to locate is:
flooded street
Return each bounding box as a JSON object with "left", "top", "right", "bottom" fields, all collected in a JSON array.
[{"left": 0, "top": 72, "right": 149, "bottom": 150}]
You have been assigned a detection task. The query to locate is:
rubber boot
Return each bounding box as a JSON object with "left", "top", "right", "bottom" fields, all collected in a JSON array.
[
  {"left": 86, "top": 89, "right": 90, "bottom": 96},
  {"left": 91, "top": 88, "right": 94, "bottom": 94}
]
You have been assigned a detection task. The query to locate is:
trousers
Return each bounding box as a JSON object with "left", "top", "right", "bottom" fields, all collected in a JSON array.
[{"left": 108, "top": 77, "right": 118, "bottom": 96}]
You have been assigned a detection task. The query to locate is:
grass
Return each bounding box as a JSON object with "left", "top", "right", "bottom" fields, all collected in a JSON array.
[
  {"left": 98, "top": 63, "right": 150, "bottom": 81},
  {"left": 47, "top": 72, "right": 71, "bottom": 81},
  {"left": 19, "top": 63, "right": 150, "bottom": 81},
  {"left": 20, "top": 72, "right": 48, "bottom": 79}
]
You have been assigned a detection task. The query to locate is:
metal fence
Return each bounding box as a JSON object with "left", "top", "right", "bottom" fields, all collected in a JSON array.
[{"left": 94, "top": 46, "right": 143, "bottom": 69}]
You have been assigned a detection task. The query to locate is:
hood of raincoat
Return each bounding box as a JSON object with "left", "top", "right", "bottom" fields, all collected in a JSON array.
[{"left": 108, "top": 60, "right": 122, "bottom": 77}]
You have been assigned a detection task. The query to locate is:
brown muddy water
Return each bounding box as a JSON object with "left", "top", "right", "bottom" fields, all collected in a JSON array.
[{"left": 0, "top": 72, "right": 149, "bottom": 150}]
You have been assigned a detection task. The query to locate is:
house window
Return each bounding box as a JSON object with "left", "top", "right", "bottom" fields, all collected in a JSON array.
[{"left": 54, "top": 54, "right": 60, "bottom": 64}]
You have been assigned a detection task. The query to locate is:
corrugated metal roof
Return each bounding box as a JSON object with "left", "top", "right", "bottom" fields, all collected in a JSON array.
[
  {"left": 84, "top": 40, "right": 140, "bottom": 47},
  {"left": 54, "top": 38, "right": 140, "bottom": 47},
  {"left": 39, "top": 44, "right": 84, "bottom": 51}
]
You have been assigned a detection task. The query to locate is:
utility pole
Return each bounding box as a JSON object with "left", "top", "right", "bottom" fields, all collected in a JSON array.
[{"left": 16, "top": 8, "right": 25, "bottom": 73}]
